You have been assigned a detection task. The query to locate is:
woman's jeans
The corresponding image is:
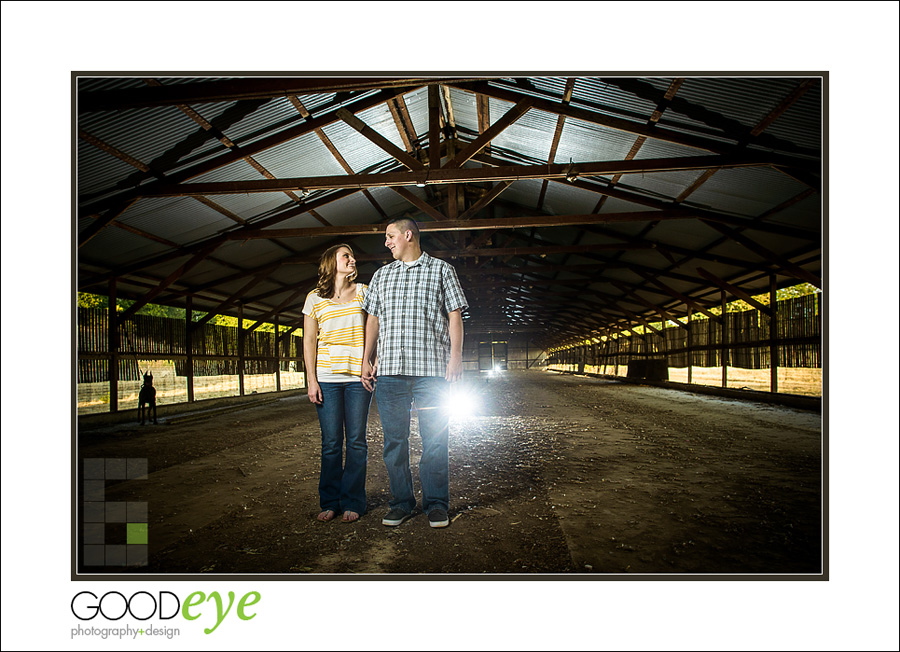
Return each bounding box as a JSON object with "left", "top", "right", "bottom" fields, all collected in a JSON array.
[
  {"left": 375, "top": 375, "right": 450, "bottom": 515},
  {"left": 315, "top": 381, "right": 373, "bottom": 514}
]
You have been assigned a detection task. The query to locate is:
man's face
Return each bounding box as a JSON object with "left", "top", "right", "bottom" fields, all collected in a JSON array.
[{"left": 385, "top": 225, "right": 408, "bottom": 260}]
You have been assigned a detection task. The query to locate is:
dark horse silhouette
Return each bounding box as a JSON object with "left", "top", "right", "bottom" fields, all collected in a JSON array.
[{"left": 138, "top": 370, "right": 158, "bottom": 425}]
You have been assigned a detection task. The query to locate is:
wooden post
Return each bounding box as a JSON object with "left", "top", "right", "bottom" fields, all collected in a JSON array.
[
  {"left": 721, "top": 290, "right": 728, "bottom": 388},
  {"left": 238, "top": 303, "right": 245, "bottom": 397},
  {"left": 659, "top": 312, "right": 669, "bottom": 379},
  {"left": 770, "top": 275, "right": 778, "bottom": 393},
  {"left": 108, "top": 278, "right": 118, "bottom": 413},
  {"left": 614, "top": 332, "right": 619, "bottom": 377},
  {"left": 274, "top": 313, "right": 281, "bottom": 392},
  {"left": 687, "top": 307, "right": 693, "bottom": 385},
  {"left": 186, "top": 296, "right": 194, "bottom": 403}
]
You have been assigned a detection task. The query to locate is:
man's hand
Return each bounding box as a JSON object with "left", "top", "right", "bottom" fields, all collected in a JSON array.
[
  {"left": 307, "top": 380, "right": 323, "bottom": 405},
  {"left": 445, "top": 354, "right": 463, "bottom": 383},
  {"left": 361, "top": 359, "right": 377, "bottom": 392}
]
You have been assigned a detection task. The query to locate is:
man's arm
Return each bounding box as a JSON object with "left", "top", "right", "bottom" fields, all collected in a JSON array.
[
  {"left": 361, "top": 313, "right": 379, "bottom": 392},
  {"left": 445, "top": 309, "right": 463, "bottom": 383},
  {"left": 303, "top": 314, "right": 322, "bottom": 404}
]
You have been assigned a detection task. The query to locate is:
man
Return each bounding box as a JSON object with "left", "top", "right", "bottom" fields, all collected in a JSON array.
[{"left": 361, "top": 217, "right": 467, "bottom": 528}]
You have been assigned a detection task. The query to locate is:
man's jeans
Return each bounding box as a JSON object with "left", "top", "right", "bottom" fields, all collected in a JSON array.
[
  {"left": 315, "top": 381, "right": 373, "bottom": 514},
  {"left": 375, "top": 375, "right": 450, "bottom": 515}
]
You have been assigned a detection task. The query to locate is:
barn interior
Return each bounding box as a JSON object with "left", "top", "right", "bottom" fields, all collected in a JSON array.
[{"left": 75, "top": 74, "right": 824, "bottom": 576}]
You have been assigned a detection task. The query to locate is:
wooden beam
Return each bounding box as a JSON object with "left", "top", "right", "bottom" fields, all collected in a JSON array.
[
  {"left": 696, "top": 267, "right": 772, "bottom": 316},
  {"left": 444, "top": 98, "right": 532, "bottom": 169},
  {"left": 79, "top": 129, "right": 152, "bottom": 173},
  {"left": 336, "top": 108, "right": 425, "bottom": 171},
  {"left": 424, "top": 242, "right": 653, "bottom": 260},
  {"left": 147, "top": 154, "right": 786, "bottom": 197},
  {"left": 390, "top": 186, "right": 448, "bottom": 222},
  {"left": 108, "top": 279, "right": 118, "bottom": 412},
  {"left": 741, "top": 79, "right": 817, "bottom": 146},
  {"left": 118, "top": 242, "right": 221, "bottom": 321},
  {"left": 611, "top": 281, "right": 691, "bottom": 331},
  {"left": 539, "top": 77, "right": 576, "bottom": 210},
  {"left": 769, "top": 274, "right": 778, "bottom": 393},
  {"left": 192, "top": 267, "right": 276, "bottom": 328},
  {"left": 451, "top": 80, "right": 821, "bottom": 166},
  {"left": 429, "top": 84, "right": 441, "bottom": 168},
  {"left": 233, "top": 209, "right": 688, "bottom": 240},
  {"left": 79, "top": 88, "right": 410, "bottom": 220},
  {"left": 456, "top": 181, "right": 514, "bottom": 221},
  {"left": 79, "top": 188, "right": 360, "bottom": 290},
  {"left": 78, "top": 199, "right": 138, "bottom": 248},
  {"left": 388, "top": 98, "right": 415, "bottom": 152},
  {"left": 79, "top": 77, "right": 482, "bottom": 111},
  {"left": 635, "top": 270, "right": 722, "bottom": 323},
  {"left": 703, "top": 221, "right": 822, "bottom": 288},
  {"left": 186, "top": 296, "right": 195, "bottom": 402}
]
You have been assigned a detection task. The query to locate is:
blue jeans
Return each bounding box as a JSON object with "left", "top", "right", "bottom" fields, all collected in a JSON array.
[
  {"left": 375, "top": 375, "right": 450, "bottom": 515},
  {"left": 315, "top": 381, "right": 373, "bottom": 514}
]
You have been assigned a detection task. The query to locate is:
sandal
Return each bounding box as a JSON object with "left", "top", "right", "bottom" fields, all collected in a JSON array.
[
  {"left": 317, "top": 509, "right": 336, "bottom": 522},
  {"left": 341, "top": 511, "right": 360, "bottom": 523}
]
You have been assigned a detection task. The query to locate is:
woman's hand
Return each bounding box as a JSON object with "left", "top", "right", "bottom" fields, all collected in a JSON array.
[
  {"left": 361, "top": 359, "right": 377, "bottom": 392},
  {"left": 307, "top": 380, "right": 323, "bottom": 405}
]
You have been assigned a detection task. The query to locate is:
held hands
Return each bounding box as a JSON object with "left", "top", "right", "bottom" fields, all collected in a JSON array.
[
  {"left": 361, "top": 359, "right": 377, "bottom": 392},
  {"left": 445, "top": 355, "right": 463, "bottom": 383},
  {"left": 307, "top": 380, "right": 323, "bottom": 405}
]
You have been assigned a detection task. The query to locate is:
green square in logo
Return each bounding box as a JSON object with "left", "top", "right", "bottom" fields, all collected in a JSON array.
[{"left": 127, "top": 523, "right": 148, "bottom": 545}]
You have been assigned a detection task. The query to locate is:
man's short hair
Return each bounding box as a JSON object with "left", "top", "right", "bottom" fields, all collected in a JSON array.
[{"left": 386, "top": 217, "right": 420, "bottom": 241}]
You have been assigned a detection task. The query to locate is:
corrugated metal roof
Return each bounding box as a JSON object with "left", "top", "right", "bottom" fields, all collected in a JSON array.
[
  {"left": 118, "top": 196, "right": 237, "bottom": 245},
  {"left": 317, "top": 105, "right": 407, "bottom": 174},
  {"left": 75, "top": 75, "right": 823, "bottom": 346},
  {"left": 554, "top": 118, "right": 645, "bottom": 164},
  {"left": 570, "top": 77, "right": 660, "bottom": 121},
  {"left": 540, "top": 179, "right": 603, "bottom": 215},
  {"left": 207, "top": 192, "right": 294, "bottom": 222},
  {"left": 252, "top": 128, "right": 349, "bottom": 178},
  {"left": 311, "top": 191, "right": 383, "bottom": 226},
  {"left": 79, "top": 104, "right": 227, "bottom": 184},
  {"left": 77, "top": 138, "right": 141, "bottom": 199},
  {"left": 685, "top": 166, "right": 812, "bottom": 220},
  {"left": 79, "top": 226, "right": 172, "bottom": 268}
]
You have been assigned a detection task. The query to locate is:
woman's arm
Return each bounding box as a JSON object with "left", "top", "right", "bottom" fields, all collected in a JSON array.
[
  {"left": 361, "top": 313, "right": 379, "bottom": 392},
  {"left": 303, "top": 314, "right": 323, "bottom": 404}
]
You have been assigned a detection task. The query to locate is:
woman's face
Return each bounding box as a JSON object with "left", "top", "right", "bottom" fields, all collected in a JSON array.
[{"left": 335, "top": 247, "right": 356, "bottom": 276}]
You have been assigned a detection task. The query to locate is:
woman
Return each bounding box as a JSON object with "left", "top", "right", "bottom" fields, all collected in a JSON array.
[{"left": 302, "top": 244, "right": 373, "bottom": 523}]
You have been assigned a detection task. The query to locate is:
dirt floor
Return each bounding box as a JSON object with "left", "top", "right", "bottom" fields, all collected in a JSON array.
[{"left": 76, "top": 370, "right": 823, "bottom": 576}]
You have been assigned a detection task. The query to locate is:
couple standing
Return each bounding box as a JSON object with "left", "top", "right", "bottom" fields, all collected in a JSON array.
[{"left": 302, "top": 218, "right": 467, "bottom": 528}]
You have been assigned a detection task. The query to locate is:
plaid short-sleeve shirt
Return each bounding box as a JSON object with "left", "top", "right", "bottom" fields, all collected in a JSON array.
[{"left": 362, "top": 252, "right": 468, "bottom": 377}]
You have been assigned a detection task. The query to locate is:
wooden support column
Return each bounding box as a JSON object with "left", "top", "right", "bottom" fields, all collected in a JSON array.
[
  {"left": 721, "top": 290, "right": 728, "bottom": 389},
  {"left": 770, "top": 275, "right": 778, "bottom": 393},
  {"left": 274, "top": 314, "right": 281, "bottom": 392},
  {"left": 614, "top": 333, "right": 620, "bottom": 377},
  {"left": 186, "top": 297, "right": 194, "bottom": 403},
  {"left": 108, "top": 279, "right": 118, "bottom": 412},
  {"left": 238, "top": 303, "right": 245, "bottom": 397},
  {"left": 687, "top": 308, "right": 693, "bottom": 384},
  {"left": 659, "top": 312, "right": 669, "bottom": 376}
]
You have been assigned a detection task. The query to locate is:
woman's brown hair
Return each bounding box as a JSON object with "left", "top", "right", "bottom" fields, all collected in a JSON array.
[{"left": 315, "top": 244, "right": 357, "bottom": 298}]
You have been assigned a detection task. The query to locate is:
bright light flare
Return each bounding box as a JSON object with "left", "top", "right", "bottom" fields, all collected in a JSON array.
[{"left": 443, "top": 383, "right": 482, "bottom": 422}]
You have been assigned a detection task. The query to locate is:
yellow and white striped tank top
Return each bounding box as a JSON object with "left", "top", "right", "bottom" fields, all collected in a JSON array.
[{"left": 302, "top": 284, "right": 367, "bottom": 383}]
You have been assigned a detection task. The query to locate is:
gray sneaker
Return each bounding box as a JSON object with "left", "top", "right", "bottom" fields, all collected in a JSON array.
[
  {"left": 382, "top": 508, "right": 412, "bottom": 526},
  {"left": 427, "top": 508, "right": 449, "bottom": 528}
]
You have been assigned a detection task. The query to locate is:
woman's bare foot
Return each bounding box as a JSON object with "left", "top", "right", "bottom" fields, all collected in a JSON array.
[
  {"left": 317, "top": 510, "right": 336, "bottom": 522},
  {"left": 342, "top": 511, "right": 360, "bottom": 523}
]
